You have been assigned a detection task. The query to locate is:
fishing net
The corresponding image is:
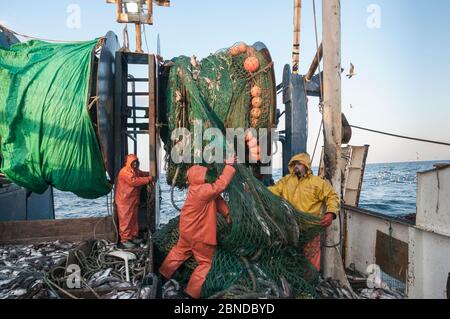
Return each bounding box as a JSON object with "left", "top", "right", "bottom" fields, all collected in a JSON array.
[
  {"left": 162, "top": 43, "right": 275, "bottom": 187},
  {"left": 155, "top": 43, "right": 324, "bottom": 298}
]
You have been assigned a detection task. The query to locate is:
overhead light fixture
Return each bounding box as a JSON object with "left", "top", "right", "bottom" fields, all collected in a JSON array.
[
  {"left": 125, "top": 1, "right": 140, "bottom": 14},
  {"left": 106, "top": 0, "right": 171, "bottom": 53}
]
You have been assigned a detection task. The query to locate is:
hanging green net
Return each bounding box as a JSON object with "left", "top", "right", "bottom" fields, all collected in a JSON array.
[
  {"left": 0, "top": 39, "right": 111, "bottom": 199},
  {"left": 162, "top": 43, "right": 275, "bottom": 188},
  {"left": 155, "top": 43, "right": 324, "bottom": 298}
]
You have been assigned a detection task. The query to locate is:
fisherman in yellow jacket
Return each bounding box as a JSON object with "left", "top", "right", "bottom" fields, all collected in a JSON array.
[{"left": 268, "top": 153, "right": 339, "bottom": 271}]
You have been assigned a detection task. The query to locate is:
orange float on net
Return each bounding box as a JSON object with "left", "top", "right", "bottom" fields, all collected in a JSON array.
[
  {"left": 249, "top": 147, "right": 261, "bottom": 162},
  {"left": 244, "top": 56, "right": 260, "bottom": 73},
  {"left": 250, "top": 118, "right": 259, "bottom": 127},
  {"left": 251, "top": 97, "right": 263, "bottom": 108},
  {"left": 250, "top": 145, "right": 260, "bottom": 154},
  {"left": 229, "top": 46, "right": 240, "bottom": 56},
  {"left": 244, "top": 131, "right": 252, "bottom": 142},
  {"left": 246, "top": 47, "right": 257, "bottom": 56},
  {"left": 251, "top": 86, "right": 262, "bottom": 97},
  {"left": 247, "top": 137, "right": 258, "bottom": 149},
  {"left": 249, "top": 154, "right": 261, "bottom": 162},
  {"left": 237, "top": 42, "right": 248, "bottom": 54},
  {"left": 250, "top": 108, "right": 262, "bottom": 119}
]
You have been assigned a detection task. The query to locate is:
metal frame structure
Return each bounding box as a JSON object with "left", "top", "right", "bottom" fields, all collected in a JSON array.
[
  {"left": 279, "top": 66, "right": 322, "bottom": 176},
  {"left": 114, "top": 52, "right": 160, "bottom": 232}
]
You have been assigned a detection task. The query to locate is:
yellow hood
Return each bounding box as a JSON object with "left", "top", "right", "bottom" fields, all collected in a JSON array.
[{"left": 288, "top": 153, "right": 312, "bottom": 175}]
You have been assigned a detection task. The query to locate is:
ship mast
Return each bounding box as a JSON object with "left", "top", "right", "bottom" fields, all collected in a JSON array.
[
  {"left": 321, "top": 0, "right": 350, "bottom": 287},
  {"left": 292, "top": 0, "right": 302, "bottom": 74}
]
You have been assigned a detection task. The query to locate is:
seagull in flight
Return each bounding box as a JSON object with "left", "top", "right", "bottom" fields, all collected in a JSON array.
[{"left": 346, "top": 63, "right": 357, "bottom": 79}]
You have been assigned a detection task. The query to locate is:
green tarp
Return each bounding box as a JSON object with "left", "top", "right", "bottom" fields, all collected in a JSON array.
[{"left": 0, "top": 39, "right": 111, "bottom": 199}]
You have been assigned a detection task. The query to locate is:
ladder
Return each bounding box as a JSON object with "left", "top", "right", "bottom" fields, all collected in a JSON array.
[
  {"left": 319, "top": 145, "right": 369, "bottom": 207},
  {"left": 114, "top": 52, "right": 160, "bottom": 232}
]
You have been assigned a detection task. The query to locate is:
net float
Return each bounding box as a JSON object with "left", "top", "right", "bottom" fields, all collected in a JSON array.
[
  {"left": 249, "top": 154, "right": 261, "bottom": 162},
  {"left": 247, "top": 137, "right": 258, "bottom": 148},
  {"left": 250, "top": 107, "right": 262, "bottom": 119},
  {"left": 251, "top": 96, "right": 263, "bottom": 108},
  {"left": 246, "top": 46, "right": 257, "bottom": 56},
  {"left": 251, "top": 85, "right": 262, "bottom": 97},
  {"left": 229, "top": 45, "right": 240, "bottom": 56},
  {"left": 237, "top": 42, "right": 247, "bottom": 54},
  {"left": 250, "top": 145, "right": 260, "bottom": 154},
  {"left": 244, "top": 56, "right": 260, "bottom": 73},
  {"left": 250, "top": 118, "right": 259, "bottom": 127},
  {"left": 245, "top": 131, "right": 254, "bottom": 142}
]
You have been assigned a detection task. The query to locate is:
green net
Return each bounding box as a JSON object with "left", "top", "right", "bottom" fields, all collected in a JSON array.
[
  {"left": 163, "top": 44, "right": 275, "bottom": 187},
  {"left": 155, "top": 43, "right": 324, "bottom": 298},
  {"left": 0, "top": 39, "right": 111, "bottom": 199}
]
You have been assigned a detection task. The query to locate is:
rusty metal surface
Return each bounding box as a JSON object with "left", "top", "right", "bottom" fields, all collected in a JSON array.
[
  {"left": 97, "top": 31, "right": 120, "bottom": 180},
  {"left": 375, "top": 230, "right": 409, "bottom": 283},
  {"left": 0, "top": 217, "right": 116, "bottom": 245}
]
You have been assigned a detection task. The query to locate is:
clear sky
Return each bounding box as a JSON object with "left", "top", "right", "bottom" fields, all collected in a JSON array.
[{"left": 1, "top": 0, "right": 449, "bottom": 168}]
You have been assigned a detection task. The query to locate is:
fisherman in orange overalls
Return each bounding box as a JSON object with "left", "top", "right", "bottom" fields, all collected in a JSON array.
[
  {"left": 159, "top": 157, "right": 236, "bottom": 299},
  {"left": 115, "top": 154, "right": 153, "bottom": 249}
]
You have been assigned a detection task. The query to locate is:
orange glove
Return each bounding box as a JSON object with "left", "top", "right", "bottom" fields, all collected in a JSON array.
[{"left": 320, "top": 213, "right": 335, "bottom": 228}]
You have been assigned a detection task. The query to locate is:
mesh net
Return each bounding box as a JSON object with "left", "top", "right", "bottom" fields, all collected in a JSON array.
[{"left": 155, "top": 43, "right": 324, "bottom": 298}]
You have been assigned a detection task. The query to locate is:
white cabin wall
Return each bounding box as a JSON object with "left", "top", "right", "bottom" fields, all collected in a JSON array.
[
  {"left": 407, "top": 166, "right": 450, "bottom": 299},
  {"left": 416, "top": 166, "right": 450, "bottom": 237},
  {"left": 407, "top": 227, "right": 450, "bottom": 299},
  {"left": 344, "top": 209, "right": 409, "bottom": 274}
]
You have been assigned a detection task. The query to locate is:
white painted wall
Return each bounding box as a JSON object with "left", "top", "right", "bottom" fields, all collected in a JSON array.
[
  {"left": 408, "top": 165, "right": 450, "bottom": 299},
  {"left": 344, "top": 209, "right": 409, "bottom": 275},
  {"left": 407, "top": 227, "right": 450, "bottom": 299},
  {"left": 416, "top": 166, "right": 450, "bottom": 237},
  {"left": 344, "top": 166, "right": 450, "bottom": 299}
]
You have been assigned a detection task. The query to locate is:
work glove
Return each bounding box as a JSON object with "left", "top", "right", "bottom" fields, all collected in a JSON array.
[{"left": 320, "top": 213, "right": 335, "bottom": 228}]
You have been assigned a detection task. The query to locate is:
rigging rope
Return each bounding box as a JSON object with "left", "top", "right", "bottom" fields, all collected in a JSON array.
[
  {"left": 0, "top": 24, "right": 96, "bottom": 43},
  {"left": 350, "top": 125, "right": 450, "bottom": 147},
  {"left": 310, "top": 0, "right": 325, "bottom": 164}
]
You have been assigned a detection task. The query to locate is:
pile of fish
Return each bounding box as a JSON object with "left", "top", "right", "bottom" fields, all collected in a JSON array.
[
  {"left": 358, "top": 287, "right": 406, "bottom": 299},
  {"left": 48, "top": 239, "right": 157, "bottom": 299},
  {"left": 316, "top": 276, "right": 406, "bottom": 299},
  {"left": 0, "top": 239, "right": 159, "bottom": 299},
  {"left": 0, "top": 241, "right": 77, "bottom": 299},
  {"left": 162, "top": 279, "right": 185, "bottom": 299},
  {"left": 316, "top": 277, "right": 360, "bottom": 299}
]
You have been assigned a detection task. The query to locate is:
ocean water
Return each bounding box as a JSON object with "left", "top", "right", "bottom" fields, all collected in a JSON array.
[{"left": 54, "top": 160, "right": 449, "bottom": 224}]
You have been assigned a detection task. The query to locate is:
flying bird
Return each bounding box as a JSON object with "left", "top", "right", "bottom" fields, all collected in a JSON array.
[
  {"left": 346, "top": 63, "right": 357, "bottom": 79},
  {"left": 191, "top": 55, "right": 199, "bottom": 68}
]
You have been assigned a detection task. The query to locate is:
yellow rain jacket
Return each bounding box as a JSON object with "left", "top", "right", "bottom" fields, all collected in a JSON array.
[{"left": 269, "top": 153, "right": 339, "bottom": 217}]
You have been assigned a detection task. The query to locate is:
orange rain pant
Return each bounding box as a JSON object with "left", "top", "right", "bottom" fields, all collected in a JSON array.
[
  {"left": 304, "top": 235, "right": 321, "bottom": 271},
  {"left": 117, "top": 202, "right": 139, "bottom": 243},
  {"left": 115, "top": 154, "right": 151, "bottom": 244},
  {"left": 159, "top": 237, "right": 216, "bottom": 299}
]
